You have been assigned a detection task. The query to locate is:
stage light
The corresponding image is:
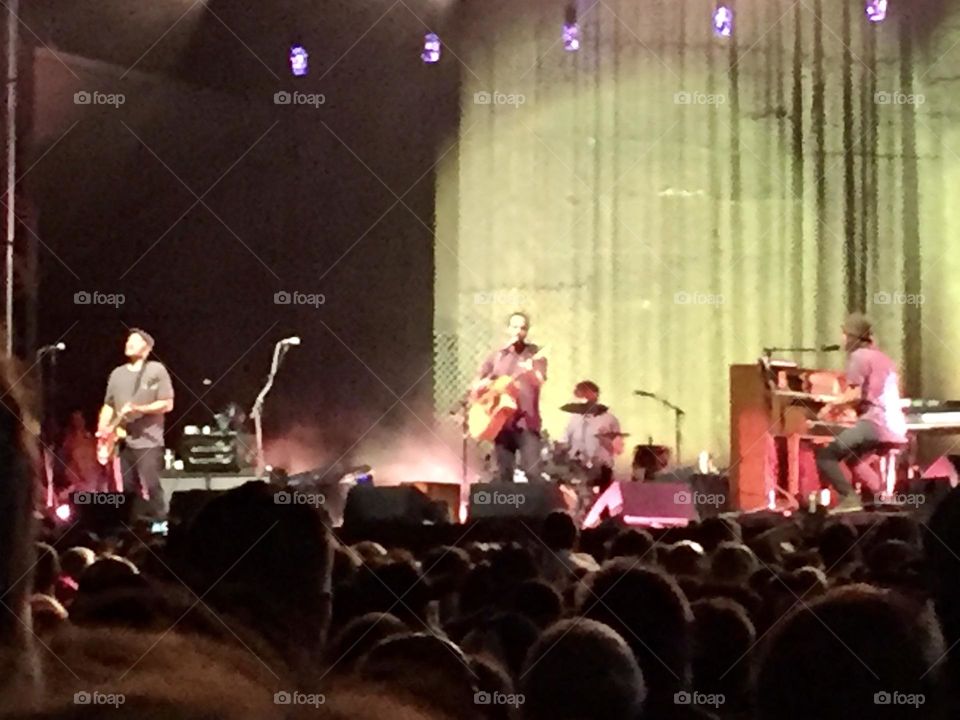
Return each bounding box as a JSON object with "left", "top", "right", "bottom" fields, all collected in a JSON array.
[
  {"left": 865, "top": 0, "right": 887, "bottom": 23},
  {"left": 289, "top": 44, "right": 309, "bottom": 76},
  {"left": 422, "top": 32, "right": 441, "bottom": 63},
  {"left": 713, "top": 6, "right": 733, "bottom": 37},
  {"left": 563, "top": 5, "right": 580, "bottom": 52},
  {"left": 54, "top": 503, "right": 71, "bottom": 522}
]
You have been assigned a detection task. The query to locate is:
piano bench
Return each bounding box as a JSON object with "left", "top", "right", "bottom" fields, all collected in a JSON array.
[{"left": 874, "top": 442, "right": 909, "bottom": 498}]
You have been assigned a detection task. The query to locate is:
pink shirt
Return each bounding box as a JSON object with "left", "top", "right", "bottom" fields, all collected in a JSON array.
[{"left": 846, "top": 347, "right": 907, "bottom": 442}]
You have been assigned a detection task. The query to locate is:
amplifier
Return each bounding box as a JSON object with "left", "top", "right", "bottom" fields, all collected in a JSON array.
[{"left": 178, "top": 432, "right": 241, "bottom": 472}]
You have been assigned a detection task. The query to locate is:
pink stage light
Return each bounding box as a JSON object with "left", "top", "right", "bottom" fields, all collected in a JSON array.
[
  {"left": 422, "top": 33, "right": 441, "bottom": 64},
  {"left": 289, "top": 45, "right": 309, "bottom": 76},
  {"left": 713, "top": 6, "right": 733, "bottom": 37},
  {"left": 563, "top": 5, "right": 580, "bottom": 52},
  {"left": 865, "top": 0, "right": 887, "bottom": 23},
  {"left": 54, "top": 503, "right": 72, "bottom": 522}
]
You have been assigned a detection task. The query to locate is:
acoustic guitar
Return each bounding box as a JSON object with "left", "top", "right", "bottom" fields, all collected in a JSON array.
[{"left": 467, "top": 347, "right": 546, "bottom": 441}]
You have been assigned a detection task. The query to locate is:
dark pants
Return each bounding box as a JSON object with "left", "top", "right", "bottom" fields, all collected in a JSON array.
[
  {"left": 120, "top": 445, "right": 165, "bottom": 518},
  {"left": 494, "top": 426, "right": 542, "bottom": 482},
  {"left": 815, "top": 420, "right": 884, "bottom": 497}
]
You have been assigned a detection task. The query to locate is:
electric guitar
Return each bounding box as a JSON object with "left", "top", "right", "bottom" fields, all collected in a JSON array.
[
  {"left": 96, "top": 413, "right": 128, "bottom": 465},
  {"left": 467, "top": 347, "right": 546, "bottom": 441}
]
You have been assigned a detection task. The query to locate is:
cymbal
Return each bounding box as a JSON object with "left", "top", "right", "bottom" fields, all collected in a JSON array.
[
  {"left": 595, "top": 431, "right": 630, "bottom": 439},
  {"left": 559, "top": 402, "right": 609, "bottom": 415}
]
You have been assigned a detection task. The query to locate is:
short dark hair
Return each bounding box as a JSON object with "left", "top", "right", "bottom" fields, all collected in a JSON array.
[
  {"left": 507, "top": 311, "right": 530, "bottom": 326},
  {"left": 575, "top": 380, "right": 600, "bottom": 396}
]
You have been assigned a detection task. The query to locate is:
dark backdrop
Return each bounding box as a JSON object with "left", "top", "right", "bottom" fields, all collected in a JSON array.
[{"left": 19, "top": 0, "right": 458, "bottom": 456}]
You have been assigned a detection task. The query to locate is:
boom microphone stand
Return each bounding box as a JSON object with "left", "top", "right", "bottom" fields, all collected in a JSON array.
[
  {"left": 634, "top": 390, "right": 685, "bottom": 465},
  {"left": 251, "top": 337, "right": 300, "bottom": 477}
]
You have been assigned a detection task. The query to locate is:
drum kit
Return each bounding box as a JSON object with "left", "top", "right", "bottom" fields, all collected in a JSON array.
[{"left": 539, "top": 401, "right": 672, "bottom": 519}]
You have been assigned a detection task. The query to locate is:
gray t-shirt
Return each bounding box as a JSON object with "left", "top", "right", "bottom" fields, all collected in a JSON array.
[
  {"left": 846, "top": 347, "right": 907, "bottom": 441},
  {"left": 104, "top": 361, "right": 174, "bottom": 448},
  {"left": 563, "top": 411, "right": 621, "bottom": 466}
]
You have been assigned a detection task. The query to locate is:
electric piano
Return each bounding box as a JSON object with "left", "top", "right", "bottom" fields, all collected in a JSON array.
[
  {"left": 810, "top": 400, "right": 960, "bottom": 434},
  {"left": 902, "top": 399, "right": 960, "bottom": 433}
]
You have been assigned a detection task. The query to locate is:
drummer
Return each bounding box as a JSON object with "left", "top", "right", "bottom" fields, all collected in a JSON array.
[{"left": 561, "top": 380, "right": 625, "bottom": 482}]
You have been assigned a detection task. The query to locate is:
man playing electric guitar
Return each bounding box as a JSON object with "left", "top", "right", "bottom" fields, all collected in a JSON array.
[
  {"left": 472, "top": 311, "right": 547, "bottom": 482},
  {"left": 97, "top": 328, "right": 174, "bottom": 519}
]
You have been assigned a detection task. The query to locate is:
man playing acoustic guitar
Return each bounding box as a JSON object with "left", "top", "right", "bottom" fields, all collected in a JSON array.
[
  {"left": 472, "top": 311, "right": 547, "bottom": 483},
  {"left": 97, "top": 328, "right": 174, "bottom": 518}
]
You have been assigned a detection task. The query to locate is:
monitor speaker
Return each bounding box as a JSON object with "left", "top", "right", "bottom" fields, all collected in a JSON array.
[
  {"left": 343, "top": 485, "right": 445, "bottom": 527},
  {"left": 582, "top": 481, "right": 706, "bottom": 528},
  {"left": 467, "top": 482, "right": 567, "bottom": 520}
]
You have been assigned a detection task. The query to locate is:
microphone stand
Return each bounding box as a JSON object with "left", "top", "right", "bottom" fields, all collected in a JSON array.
[
  {"left": 251, "top": 340, "right": 295, "bottom": 477},
  {"left": 36, "top": 344, "right": 64, "bottom": 506},
  {"left": 636, "top": 392, "right": 685, "bottom": 465},
  {"left": 449, "top": 394, "right": 472, "bottom": 523}
]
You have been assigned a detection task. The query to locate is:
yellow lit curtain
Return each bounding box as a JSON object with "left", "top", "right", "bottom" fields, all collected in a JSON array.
[{"left": 435, "top": 0, "right": 960, "bottom": 466}]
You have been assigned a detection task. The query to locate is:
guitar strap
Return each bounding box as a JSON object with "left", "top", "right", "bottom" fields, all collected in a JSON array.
[
  {"left": 132, "top": 360, "right": 149, "bottom": 398},
  {"left": 117, "top": 361, "right": 149, "bottom": 423}
]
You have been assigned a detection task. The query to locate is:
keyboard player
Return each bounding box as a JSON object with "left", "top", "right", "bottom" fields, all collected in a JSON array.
[{"left": 815, "top": 313, "right": 907, "bottom": 511}]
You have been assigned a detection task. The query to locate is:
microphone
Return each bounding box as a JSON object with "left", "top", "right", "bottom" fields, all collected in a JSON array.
[
  {"left": 279, "top": 336, "right": 301, "bottom": 346},
  {"left": 820, "top": 344, "right": 841, "bottom": 352},
  {"left": 36, "top": 342, "right": 66, "bottom": 357}
]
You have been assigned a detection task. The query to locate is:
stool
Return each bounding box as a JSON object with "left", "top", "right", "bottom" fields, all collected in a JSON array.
[{"left": 874, "top": 442, "right": 909, "bottom": 499}]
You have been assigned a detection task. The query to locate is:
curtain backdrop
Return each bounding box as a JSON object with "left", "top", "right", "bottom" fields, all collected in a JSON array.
[{"left": 435, "top": 0, "right": 960, "bottom": 467}]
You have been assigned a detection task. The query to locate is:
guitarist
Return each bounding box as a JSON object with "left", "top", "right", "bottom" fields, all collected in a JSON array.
[
  {"left": 473, "top": 311, "right": 547, "bottom": 482},
  {"left": 96, "top": 328, "right": 174, "bottom": 518}
]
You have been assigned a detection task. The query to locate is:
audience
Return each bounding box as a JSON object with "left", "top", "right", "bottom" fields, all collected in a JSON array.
[
  {"left": 7, "top": 460, "right": 960, "bottom": 719},
  {"left": 758, "top": 584, "right": 944, "bottom": 720},
  {"left": 522, "top": 618, "right": 646, "bottom": 720}
]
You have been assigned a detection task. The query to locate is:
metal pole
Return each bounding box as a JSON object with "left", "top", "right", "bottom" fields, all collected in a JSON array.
[
  {"left": 675, "top": 408, "right": 682, "bottom": 466},
  {"left": 4, "top": 0, "right": 18, "bottom": 357}
]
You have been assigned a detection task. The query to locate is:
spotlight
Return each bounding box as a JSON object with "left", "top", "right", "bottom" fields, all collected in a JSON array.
[
  {"left": 713, "top": 6, "right": 733, "bottom": 37},
  {"left": 865, "top": 0, "right": 887, "bottom": 23},
  {"left": 421, "top": 32, "right": 441, "bottom": 63},
  {"left": 563, "top": 4, "right": 580, "bottom": 52},
  {"left": 289, "top": 44, "right": 309, "bottom": 76},
  {"left": 54, "top": 503, "right": 71, "bottom": 522}
]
